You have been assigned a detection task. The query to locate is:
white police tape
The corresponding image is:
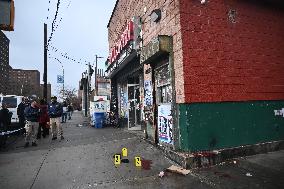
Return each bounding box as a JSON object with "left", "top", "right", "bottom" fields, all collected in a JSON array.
[{"left": 0, "top": 128, "right": 24, "bottom": 136}]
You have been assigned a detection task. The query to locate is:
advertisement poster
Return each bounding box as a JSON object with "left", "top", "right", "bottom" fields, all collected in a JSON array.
[
  {"left": 144, "top": 80, "right": 153, "bottom": 107},
  {"left": 158, "top": 104, "right": 173, "bottom": 144},
  {"left": 93, "top": 101, "right": 107, "bottom": 113}
]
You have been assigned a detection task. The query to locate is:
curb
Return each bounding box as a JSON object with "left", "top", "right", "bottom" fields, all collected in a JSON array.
[
  {"left": 122, "top": 129, "right": 284, "bottom": 169},
  {"left": 163, "top": 140, "right": 284, "bottom": 169}
]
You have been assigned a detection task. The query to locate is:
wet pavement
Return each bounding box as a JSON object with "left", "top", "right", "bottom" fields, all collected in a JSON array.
[{"left": 0, "top": 112, "right": 283, "bottom": 189}]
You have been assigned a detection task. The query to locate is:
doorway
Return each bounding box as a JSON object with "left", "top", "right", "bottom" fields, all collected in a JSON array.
[{"left": 127, "top": 84, "right": 141, "bottom": 130}]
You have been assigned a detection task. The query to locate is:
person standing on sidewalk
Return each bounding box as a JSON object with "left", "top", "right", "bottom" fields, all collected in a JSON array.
[
  {"left": 24, "top": 100, "right": 40, "bottom": 147},
  {"left": 37, "top": 99, "right": 50, "bottom": 139},
  {"left": 0, "top": 104, "right": 12, "bottom": 147},
  {"left": 17, "top": 97, "right": 29, "bottom": 134},
  {"left": 61, "top": 101, "right": 68, "bottom": 123},
  {"left": 67, "top": 103, "right": 73, "bottom": 120},
  {"left": 48, "top": 96, "right": 64, "bottom": 140}
]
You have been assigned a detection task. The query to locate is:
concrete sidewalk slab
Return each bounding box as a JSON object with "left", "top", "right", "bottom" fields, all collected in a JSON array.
[{"left": 1, "top": 112, "right": 283, "bottom": 189}]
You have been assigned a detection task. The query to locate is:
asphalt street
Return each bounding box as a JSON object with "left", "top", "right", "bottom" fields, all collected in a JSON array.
[{"left": 0, "top": 112, "right": 283, "bottom": 189}]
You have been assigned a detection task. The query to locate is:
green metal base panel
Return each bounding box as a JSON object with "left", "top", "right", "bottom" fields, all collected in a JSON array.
[{"left": 179, "top": 101, "right": 284, "bottom": 151}]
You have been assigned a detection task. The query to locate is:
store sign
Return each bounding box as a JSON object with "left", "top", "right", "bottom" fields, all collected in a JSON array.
[
  {"left": 108, "top": 21, "right": 134, "bottom": 65},
  {"left": 140, "top": 35, "right": 172, "bottom": 64},
  {"left": 158, "top": 104, "right": 173, "bottom": 144}
]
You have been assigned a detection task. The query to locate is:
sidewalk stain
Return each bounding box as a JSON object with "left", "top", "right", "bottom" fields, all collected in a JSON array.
[{"left": 141, "top": 159, "right": 152, "bottom": 170}]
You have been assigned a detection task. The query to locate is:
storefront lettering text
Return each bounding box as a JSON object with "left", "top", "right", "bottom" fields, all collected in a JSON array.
[{"left": 108, "top": 21, "right": 134, "bottom": 65}]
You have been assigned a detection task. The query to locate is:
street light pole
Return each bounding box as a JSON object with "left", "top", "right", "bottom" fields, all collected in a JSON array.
[
  {"left": 95, "top": 55, "right": 103, "bottom": 96},
  {"left": 62, "top": 66, "right": 65, "bottom": 98}
]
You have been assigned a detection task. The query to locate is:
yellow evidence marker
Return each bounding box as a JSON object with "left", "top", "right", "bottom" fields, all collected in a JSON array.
[
  {"left": 114, "top": 155, "right": 121, "bottom": 165},
  {"left": 135, "top": 156, "right": 141, "bottom": 167},
  {"left": 122, "top": 148, "right": 128, "bottom": 157}
]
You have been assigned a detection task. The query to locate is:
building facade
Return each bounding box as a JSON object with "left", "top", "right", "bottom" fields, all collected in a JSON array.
[
  {"left": 9, "top": 69, "right": 40, "bottom": 97},
  {"left": 106, "top": 0, "right": 284, "bottom": 152},
  {"left": 0, "top": 30, "right": 11, "bottom": 95}
]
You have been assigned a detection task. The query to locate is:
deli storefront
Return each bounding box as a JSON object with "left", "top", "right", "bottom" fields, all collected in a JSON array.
[{"left": 106, "top": 18, "right": 143, "bottom": 131}]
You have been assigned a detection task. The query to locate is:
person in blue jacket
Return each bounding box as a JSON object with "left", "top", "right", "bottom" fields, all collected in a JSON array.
[
  {"left": 24, "top": 99, "right": 40, "bottom": 147},
  {"left": 48, "top": 96, "right": 64, "bottom": 140}
]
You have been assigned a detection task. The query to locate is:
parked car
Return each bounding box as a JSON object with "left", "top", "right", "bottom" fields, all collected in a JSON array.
[{"left": 0, "top": 95, "right": 24, "bottom": 125}]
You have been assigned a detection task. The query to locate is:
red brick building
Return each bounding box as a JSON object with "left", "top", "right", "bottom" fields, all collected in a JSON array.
[
  {"left": 9, "top": 69, "right": 40, "bottom": 97},
  {"left": 106, "top": 0, "right": 284, "bottom": 152}
]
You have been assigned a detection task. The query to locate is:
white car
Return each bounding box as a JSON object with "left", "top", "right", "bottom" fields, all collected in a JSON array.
[{"left": 0, "top": 95, "right": 24, "bottom": 125}]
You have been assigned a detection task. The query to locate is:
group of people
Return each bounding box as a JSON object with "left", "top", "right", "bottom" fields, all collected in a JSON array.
[{"left": 0, "top": 96, "right": 74, "bottom": 148}]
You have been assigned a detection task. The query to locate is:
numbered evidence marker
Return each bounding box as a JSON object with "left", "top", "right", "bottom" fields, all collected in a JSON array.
[
  {"left": 122, "top": 148, "right": 128, "bottom": 157},
  {"left": 114, "top": 155, "right": 121, "bottom": 165},
  {"left": 135, "top": 156, "right": 141, "bottom": 167}
]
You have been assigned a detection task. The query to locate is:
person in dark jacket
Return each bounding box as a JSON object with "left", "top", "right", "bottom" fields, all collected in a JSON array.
[
  {"left": 48, "top": 96, "right": 64, "bottom": 140},
  {"left": 0, "top": 104, "right": 12, "bottom": 147},
  {"left": 0, "top": 103, "right": 12, "bottom": 129},
  {"left": 61, "top": 101, "right": 68, "bottom": 123},
  {"left": 24, "top": 100, "right": 40, "bottom": 147},
  {"left": 17, "top": 97, "right": 29, "bottom": 133},
  {"left": 37, "top": 99, "right": 50, "bottom": 139},
  {"left": 67, "top": 103, "right": 73, "bottom": 120}
]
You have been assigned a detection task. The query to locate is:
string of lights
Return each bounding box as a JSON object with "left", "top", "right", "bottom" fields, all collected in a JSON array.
[
  {"left": 47, "top": 0, "right": 72, "bottom": 47},
  {"left": 48, "top": 44, "right": 92, "bottom": 66},
  {"left": 46, "top": 0, "right": 51, "bottom": 21},
  {"left": 48, "top": 0, "right": 61, "bottom": 45}
]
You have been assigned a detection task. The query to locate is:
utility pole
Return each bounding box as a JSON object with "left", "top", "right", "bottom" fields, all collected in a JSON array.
[{"left": 43, "top": 23, "right": 47, "bottom": 100}]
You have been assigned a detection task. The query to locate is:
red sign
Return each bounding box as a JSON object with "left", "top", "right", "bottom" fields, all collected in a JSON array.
[{"left": 108, "top": 21, "right": 134, "bottom": 65}]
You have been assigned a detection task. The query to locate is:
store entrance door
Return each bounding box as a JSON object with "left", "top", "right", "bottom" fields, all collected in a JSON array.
[{"left": 128, "top": 84, "right": 141, "bottom": 130}]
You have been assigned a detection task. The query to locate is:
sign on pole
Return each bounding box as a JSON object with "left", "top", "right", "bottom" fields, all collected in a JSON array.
[{"left": 57, "top": 75, "right": 64, "bottom": 83}]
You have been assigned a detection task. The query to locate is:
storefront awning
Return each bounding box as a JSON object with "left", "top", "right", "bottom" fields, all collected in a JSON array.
[
  {"left": 140, "top": 35, "right": 172, "bottom": 64},
  {"left": 108, "top": 50, "right": 137, "bottom": 79}
]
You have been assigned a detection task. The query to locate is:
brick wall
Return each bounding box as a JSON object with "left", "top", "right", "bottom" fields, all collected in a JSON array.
[
  {"left": 108, "top": 0, "right": 185, "bottom": 103},
  {"left": 180, "top": 0, "right": 284, "bottom": 102}
]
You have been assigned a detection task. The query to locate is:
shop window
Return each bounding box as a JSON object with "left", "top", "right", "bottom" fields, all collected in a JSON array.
[
  {"left": 157, "top": 85, "right": 172, "bottom": 103},
  {"left": 155, "top": 63, "right": 172, "bottom": 104}
]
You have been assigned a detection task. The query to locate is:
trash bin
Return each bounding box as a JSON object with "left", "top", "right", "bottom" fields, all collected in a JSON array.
[{"left": 94, "top": 112, "right": 105, "bottom": 128}]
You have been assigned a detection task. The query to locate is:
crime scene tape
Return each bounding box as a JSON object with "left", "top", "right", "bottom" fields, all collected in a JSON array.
[{"left": 0, "top": 128, "right": 24, "bottom": 136}]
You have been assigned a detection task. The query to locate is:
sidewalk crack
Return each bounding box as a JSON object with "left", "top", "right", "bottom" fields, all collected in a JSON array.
[{"left": 29, "top": 150, "right": 50, "bottom": 189}]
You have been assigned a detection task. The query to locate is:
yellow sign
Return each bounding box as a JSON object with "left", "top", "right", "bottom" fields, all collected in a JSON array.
[
  {"left": 135, "top": 156, "right": 141, "bottom": 167},
  {"left": 114, "top": 155, "right": 121, "bottom": 165},
  {"left": 122, "top": 148, "right": 128, "bottom": 157}
]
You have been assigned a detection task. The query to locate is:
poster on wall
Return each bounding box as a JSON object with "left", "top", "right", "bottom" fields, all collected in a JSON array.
[
  {"left": 158, "top": 104, "right": 173, "bottom": 144},
  {"left": 144, "top": 80, "right": 153, "bottom": 107},
  {"left": 120, "top": 86, "right": 128, "bottom": 118}
]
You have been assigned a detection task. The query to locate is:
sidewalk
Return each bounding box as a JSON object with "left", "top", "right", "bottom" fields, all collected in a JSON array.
[{"left": 0, "top": 112, "right": 283, "bottom": 189}]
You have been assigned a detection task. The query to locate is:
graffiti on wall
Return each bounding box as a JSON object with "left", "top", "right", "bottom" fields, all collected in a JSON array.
[
  {"left": 158, "top": 104, "right": 173, "bottom": 144},
  {"left": 144, "top": 80, "right": 153, "bottom": 107}
]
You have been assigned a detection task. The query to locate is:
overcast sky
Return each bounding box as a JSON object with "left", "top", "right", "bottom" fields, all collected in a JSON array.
[{"left": 3, "top": 0, "right": 116, "bottom": 96}]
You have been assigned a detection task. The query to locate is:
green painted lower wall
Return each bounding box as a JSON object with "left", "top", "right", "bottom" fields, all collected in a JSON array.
[{"left": 179, "top": 101, "right": 284, "bottom": 152}]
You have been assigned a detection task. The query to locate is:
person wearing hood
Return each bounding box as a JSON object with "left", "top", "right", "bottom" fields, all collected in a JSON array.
[{"left": 48, "top": 96, "right": 64, "bottom": 140}]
